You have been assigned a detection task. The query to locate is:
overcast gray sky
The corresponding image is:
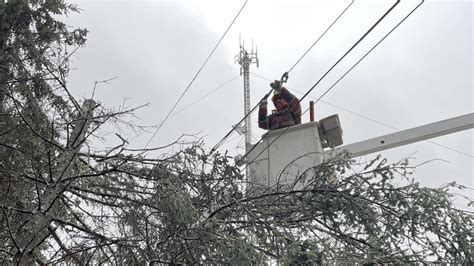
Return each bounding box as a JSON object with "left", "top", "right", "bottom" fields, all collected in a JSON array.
[{"left": 65, "top": 0, "right": 473, "bottom": 206}]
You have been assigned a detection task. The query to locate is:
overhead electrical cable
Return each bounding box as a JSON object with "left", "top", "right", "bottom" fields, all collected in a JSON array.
[
  {"left": 210, "top": 0, "right": 355, "bottom": 154},
  {"left": 213, "top": 0, "right": 399, "bottom": 155},
  {"left": 311, "top": 0, "right": 424, "bottom": 104},
  {"left": 287, "top": 0, "right": 355, "bottom": 73},
  {"left": 250, "top": 69, "right": 473, "bottom": 159},
  {"left": 144, "top": 0, "right": 248, "bottom": 149},
  {"left": 242, "top": 0, "right": 425, "bottom": 171},
  {"left": 293, "top": 0, "right": 400, "bottom": 107},
  {"left": 168, "top": 75, "right": 240, "bottom": 119}
]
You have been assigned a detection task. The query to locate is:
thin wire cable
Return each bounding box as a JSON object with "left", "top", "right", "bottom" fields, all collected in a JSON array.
[
  {"left": 220, "top": 134, "right": 245, "bottom": 154},
  {"left": 243, "top": 0, "right": 425, "bottom": 171},
  {"left": 317, "top": 100, "right": 473, "bottom": 158},
  {"left": 144, "top": 0, "right": 248, "bottom": 149},
  {"left": 296, "top": 0, "right": 399, "bottom": 108},
  {"left": 312, "top": 0, "right": 423, "bottom": 104},
  {"left": 210, "top": 94, "right": 263, "bottom": 154},
  {"left": 210, "top": 0, "right": 355, "bottom": 154},
  {"left": 242, "top": 0, "right": 401, "bottom": 164},
  {"left": 303, "top": 92, "right": 473, "bottom": 159},
  {"left": 236, "top": 135, "right": 246, "bottom": 148},
  {"left": 252, "top": 72, "right": 407, "bottom": 127},
  {"left": 229, "top": 133, "right": 246, "bottom": 144},
  {"left": 253, "top": 71, "right": 406, "bottom": 131},
  {"left": 287, "top": 0, "right": 354, "bottom": 73},
  {"left": 168, "top": 75, "right": 240, "bottom": 119}
]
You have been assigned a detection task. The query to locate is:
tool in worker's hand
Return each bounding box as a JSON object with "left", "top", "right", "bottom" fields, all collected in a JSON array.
[
  {"left": 280, "top": 71, "right": 289, "bottom": 84},
  {"left": 270, "top": 72, "right": 289, "bottom": 91},
  {"left": 261, "top": 71, "right": 290, "bottom": 103}
]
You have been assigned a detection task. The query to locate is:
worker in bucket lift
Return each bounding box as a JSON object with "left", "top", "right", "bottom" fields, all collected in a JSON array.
[{"left": 258, "top": 80, "right": 301, "bottom": 130}]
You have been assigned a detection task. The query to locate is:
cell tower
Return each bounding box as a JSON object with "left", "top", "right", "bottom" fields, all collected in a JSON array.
[{"left": 235, "top": 38, "right": 259, "bottom": 178}]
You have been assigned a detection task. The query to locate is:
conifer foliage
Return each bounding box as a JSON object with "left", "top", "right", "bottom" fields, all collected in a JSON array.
[{"left": 0, "top": 1, "right": 472, "bottom": 264}]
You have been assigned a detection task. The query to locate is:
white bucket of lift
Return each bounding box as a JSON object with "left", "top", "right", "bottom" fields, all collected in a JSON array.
[{"left": 247, "top": 122, "right": 324, "bottom": 190}]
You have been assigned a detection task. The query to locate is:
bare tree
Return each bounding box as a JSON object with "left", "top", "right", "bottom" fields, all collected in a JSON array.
[{"left": 0, "top": 1, "right": 472, "bottom": 265}]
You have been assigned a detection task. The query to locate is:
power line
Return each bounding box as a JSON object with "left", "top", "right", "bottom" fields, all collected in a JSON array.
[
  {"left": 317, "top": 101, "right": 473, "bottom": 158},
  {"left": 210, "top": 0, "right": 355, "bottom": 154},
  {"left": 296, "top": 0, "right": 400, "bottom": 107},
  {"left": 252, "top": 72, "right": 472, "bottom": 158},
  {"left": 242, "top": 0, "right": 401, "bottom": 158},
  {"left": 242, "top": 0, "right": 426, "bottom": 170},
  {"left": 311, "top": 0, "right": 423, "bottom": 104},
  {"left": 144, "top": 0, "right": 248, "bottom": 149},
  {"left": 287, "top": 0, "right": 354, "bottom": 73},
  {"left": 168, "top": 75, "right": 240, "bottom": 119}
]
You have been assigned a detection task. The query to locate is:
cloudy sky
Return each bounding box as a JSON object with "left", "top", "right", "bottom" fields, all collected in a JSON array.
[{"left": 64, "top": 0, "right": 472, "bottom": 205}]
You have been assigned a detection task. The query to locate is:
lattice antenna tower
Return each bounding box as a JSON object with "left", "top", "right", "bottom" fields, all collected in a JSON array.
[{"left": 235, "top": 36, "right": 259, "bottom": 179}]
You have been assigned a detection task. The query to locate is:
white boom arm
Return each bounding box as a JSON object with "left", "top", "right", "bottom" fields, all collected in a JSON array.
[{"left": 328, "top": 113, "right": 474, "bottom": 159}]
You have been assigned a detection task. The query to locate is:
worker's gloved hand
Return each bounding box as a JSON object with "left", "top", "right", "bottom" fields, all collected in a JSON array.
[
  {"left": 260, "top": 97, "right": 268, "bottom": 106},
  {"left": 270, "top": 80, "right": 282, "bottom": 92}
]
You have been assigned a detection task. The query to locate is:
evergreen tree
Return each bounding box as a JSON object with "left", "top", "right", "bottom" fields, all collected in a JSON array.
[{"left": 0, "top": 1, "right": 472, "bottom": 264}]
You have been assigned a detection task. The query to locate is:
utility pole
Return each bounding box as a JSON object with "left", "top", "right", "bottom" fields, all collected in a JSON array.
[{"left": 235, "top": 39, "right": 259, "bottom": 179}]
